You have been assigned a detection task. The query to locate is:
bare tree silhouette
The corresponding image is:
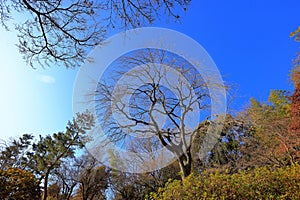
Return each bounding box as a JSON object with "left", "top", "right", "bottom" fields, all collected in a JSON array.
[
  {"left": 94, "top": 49, "right": 219, "bottom": 179},
  {"left": 0, "top": 0, "right": 190, "bottom": 68}
]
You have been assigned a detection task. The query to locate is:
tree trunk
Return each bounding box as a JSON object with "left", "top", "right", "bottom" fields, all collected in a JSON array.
[
  {"left": 42, "top": 170, "right": 50, "bottom": 200},
  {"left": 177, "top": 149, "right": 192, "bottom": 180}
]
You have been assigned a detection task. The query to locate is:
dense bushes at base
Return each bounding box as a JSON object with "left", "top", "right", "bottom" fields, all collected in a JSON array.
[{"left": 149, "top": 164, "right": 300, "bottom": 200}]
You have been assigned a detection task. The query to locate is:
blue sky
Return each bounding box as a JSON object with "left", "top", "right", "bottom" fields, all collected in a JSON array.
[{"left": 0, "top": 0, "right": 299, "bottom": 141}]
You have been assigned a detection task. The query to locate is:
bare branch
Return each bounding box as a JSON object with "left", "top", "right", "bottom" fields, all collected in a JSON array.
[{"left": 0, "top": 0, "right": 190, "bottom": 68}]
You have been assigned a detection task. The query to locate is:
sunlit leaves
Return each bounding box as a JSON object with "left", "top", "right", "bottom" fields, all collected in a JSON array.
[
  {"left": 150, "top": 164, "right": 300, "bottom": 200},
  {"left": 0, "top": 167, "right": 41, "bottom": 200}
]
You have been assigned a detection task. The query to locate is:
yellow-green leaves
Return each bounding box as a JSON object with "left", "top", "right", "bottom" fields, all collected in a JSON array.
[
  {"left": 268, "top": 90, "right": 291, "bottom": 116},
  {"left": 150, "top": 164, "right": 300, "bottom": 200}
]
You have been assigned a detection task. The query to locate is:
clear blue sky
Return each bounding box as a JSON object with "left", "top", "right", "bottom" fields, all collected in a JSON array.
[{"left": 0, "top": 0, "right": 299, "bottom": 141}]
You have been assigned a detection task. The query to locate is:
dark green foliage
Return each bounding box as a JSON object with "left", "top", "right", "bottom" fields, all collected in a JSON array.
[
  {"left": 31, "top": 112, "right": 94, "bottom": 174},
  {"left": 0, "top": 134, "right": 34, "bottom": 170},
  {"left": 31, "top": 112, "right": 94, "bottom": 200},
  {"left": 0, "top": 111, "right": 95, "bottom": 200},
  {"left": 191, "top": 114, "right": 255, "bottom": 174}
]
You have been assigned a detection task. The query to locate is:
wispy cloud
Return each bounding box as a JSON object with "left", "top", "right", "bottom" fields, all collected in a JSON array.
[{"left": 37, "top": 75, "right": 56, "bottom": 84}]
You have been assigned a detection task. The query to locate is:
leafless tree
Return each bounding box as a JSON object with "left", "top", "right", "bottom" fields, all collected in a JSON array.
[
  {"left": 51, "top": 152, "right": 109, "bottom": 200},
  {"left": 108, "top": 134, "right": 181, "bottom": 199},
  {"left": 0, "top": 0, "right": 190, "bottom": 68},
  {"left": 94, "top": 49, "right": 218, "bottom": 180},
  {"left": 76, "top": 154, "right": 109, "bottom": 200},
  {"left": 52, "top": 158, "right": 81, "bottom": 200}
]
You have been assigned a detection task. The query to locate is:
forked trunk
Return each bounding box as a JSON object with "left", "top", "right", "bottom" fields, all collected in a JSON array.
[{"left": 178, "top": 149, "right": 192, "bottom": 180}]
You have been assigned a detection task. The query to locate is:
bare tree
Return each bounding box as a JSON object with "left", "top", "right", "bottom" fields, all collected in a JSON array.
[
  {"left": 108, "top": 137, "right": 181, "bottom": 199},
  {"left": 51, "top": 152, "right": 109, "bottom": 200},
  {"left": 94, "top": 49, "right": 217, "bottom": 180},
  {"left": 0, "top": 0, "right": 190, "bottom": 68},
  {"left": 76, "top": 153, "right": 109, "bottom": 200},
  {"left": 52, "top": 158, "right": 81, "bottom": 200}
]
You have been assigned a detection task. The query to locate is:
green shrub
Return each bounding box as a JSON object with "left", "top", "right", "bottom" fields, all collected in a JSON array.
[{"left": 149, "top": 164, "right": 300, "bottom": 200}]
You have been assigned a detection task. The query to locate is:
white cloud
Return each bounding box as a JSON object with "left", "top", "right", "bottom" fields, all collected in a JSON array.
[{"left": 37, "top": 75, "right": 56, "bottom": 84}]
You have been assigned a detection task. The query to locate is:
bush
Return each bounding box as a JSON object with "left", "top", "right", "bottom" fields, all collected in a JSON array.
[
  {"left": 0, "top": 167, "right": 41, "bottom": 200},
  {"left": 149, "top": 164, "right": 300, "bottom": 200}
]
